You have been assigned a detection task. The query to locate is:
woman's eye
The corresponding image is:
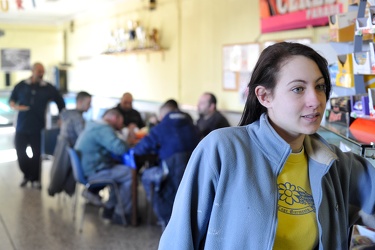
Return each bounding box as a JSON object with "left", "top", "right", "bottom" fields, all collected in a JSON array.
[
  {"left": 292, "top": 87, "right": 304, "bottom": 93},
  {"left": 316, "top": 84, "right": 326, "bottom": 91}
]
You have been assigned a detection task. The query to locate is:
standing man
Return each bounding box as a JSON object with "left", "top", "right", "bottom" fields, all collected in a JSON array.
[
  {"left": 114, "top": 92, "right": 145, "bottom": 129},
  {"left": 196, "top": 92, "right": 230, "bottom": 138},
  {"left": 9, "top": 62, "right": 66, "bottom": 189}
]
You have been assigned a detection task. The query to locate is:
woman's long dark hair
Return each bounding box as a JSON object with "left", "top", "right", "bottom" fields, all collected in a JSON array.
[{"left": 238, "top": 42, "right": 331, "bottom": 126}]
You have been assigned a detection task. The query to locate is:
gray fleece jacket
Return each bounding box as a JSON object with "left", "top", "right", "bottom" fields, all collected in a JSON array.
[{"left": 159, "top": 114, "right": 375, "bottom": 249}]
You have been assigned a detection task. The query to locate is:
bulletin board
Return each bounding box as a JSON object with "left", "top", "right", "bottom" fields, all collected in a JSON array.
[{"left": 222, "top": 43, "right": 261, "bottom": 91}]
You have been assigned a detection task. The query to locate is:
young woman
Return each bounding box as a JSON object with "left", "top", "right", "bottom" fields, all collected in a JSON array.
[{"left": 158, "top": 42, "right": 375, "bottom": 249}]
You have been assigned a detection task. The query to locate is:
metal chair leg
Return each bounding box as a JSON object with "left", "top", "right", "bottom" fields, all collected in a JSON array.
[
  {"left": 147, "top": 183, "right": 154, "bottom": 225},
  {"left": 79, "top": 199, "right": 86, "bottom": 233},
  {"left": 72, "top": 183, "right": 79, "bottom": 221}
]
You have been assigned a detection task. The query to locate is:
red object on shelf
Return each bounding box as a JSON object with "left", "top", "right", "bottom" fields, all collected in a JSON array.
[{"left": 349, "top": 118, "right": 375, "bottom": 144}]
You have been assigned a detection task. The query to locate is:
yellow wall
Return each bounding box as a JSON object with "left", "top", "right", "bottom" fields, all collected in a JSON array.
[
  {"left": 0, "top": 24, "right": 64, "bottom": 90},
  {"left": 66, "top": 0, "right": 179, "bottom": 103},
  {"left": 0, "top": 0, "right": 344, "bottom": 112}
]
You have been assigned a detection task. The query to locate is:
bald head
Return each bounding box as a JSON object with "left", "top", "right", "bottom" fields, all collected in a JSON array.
[
  {"left": 120, "top": 92, "right": 133, "bottom": 111},
  {"left": 31, "top": 62, "right": 45, "bottom": 83}
]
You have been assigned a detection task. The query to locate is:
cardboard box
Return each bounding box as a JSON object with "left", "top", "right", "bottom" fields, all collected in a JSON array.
[
  {"left": 330, "top": 11, "right": 357, "bottom": 29},
  {"left": 329, "top": 63, "right": 339, "bottom": 85},
  {"left": 364, "top": 75, "right": 375, "bottom": 89},
  {"left": 337, "top": 54, "right": 353, "bottom": 74},
  {"left": 325, "top": 109, "right": 351, "bottom": 126},
  {"left": 330, "top": 96, "right": 352, "bottom": 112},
  {"left": 355, "top": 7, "right": 375, "bottom": 37},
  {"left": 351, "top": 94, "right": 370, "bottom": 116},
  {"left": 329, "top": 27, "right": 355, "bottom": 42},
  {"left": 353, "top": 51, "right": 372, "bottom": 74},
  {"left": 329, "top": 11, "right": 357, "bottom": 42},
  {"left": 336, "top": 72, "right": 355, "bottom": 88},
  {"left": 353, "top": 42, "right": 375, "bottom": 74}
]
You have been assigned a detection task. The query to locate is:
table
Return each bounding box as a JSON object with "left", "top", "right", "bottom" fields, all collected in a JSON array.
[{"left": 122, "top": 152, "right": 158, "bottom": 226}]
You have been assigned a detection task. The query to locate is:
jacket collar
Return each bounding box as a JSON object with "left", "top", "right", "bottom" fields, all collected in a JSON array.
[
  {"left": 250, "top": 113, "right": 337, "bottom": 167},
  {"left": 304, "top": 134, "right": 338, "bottom": 166},
  {"left": 25, "top": 77, "right": 48, "bottom": 86}
]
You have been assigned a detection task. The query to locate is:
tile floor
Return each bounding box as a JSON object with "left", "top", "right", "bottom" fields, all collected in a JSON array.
[{"left": 0, "top": 126, "right": 162, "bottom": 250}]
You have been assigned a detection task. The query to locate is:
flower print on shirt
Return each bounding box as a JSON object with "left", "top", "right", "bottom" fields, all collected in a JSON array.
[{"left": 278, "top": 182, "right": 316, "bottom": 215}]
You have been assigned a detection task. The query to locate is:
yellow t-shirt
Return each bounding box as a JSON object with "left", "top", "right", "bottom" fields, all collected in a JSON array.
[{"left": 273, "top": 148, "right": 318, "bottom": 250}]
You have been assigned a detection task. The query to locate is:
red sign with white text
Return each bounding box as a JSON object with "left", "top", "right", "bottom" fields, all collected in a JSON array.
[{"left": 260, "top": 0, "right": 344, "bottom": 33}]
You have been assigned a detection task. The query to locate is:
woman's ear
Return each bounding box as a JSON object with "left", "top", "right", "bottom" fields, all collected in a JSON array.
[{"left": 255, "top": 86, "right": 271, "bottom": 108}]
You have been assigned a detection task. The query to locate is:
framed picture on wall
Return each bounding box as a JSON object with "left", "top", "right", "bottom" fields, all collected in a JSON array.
[
  {"left": 222, "top": 43, "right": 260, "bottom": 91},
  {"left": 1, "top": 48, "right": 31, "bottom": 71}
]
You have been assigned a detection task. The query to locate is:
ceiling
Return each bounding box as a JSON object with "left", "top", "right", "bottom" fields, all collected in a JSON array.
[{"left": 0, "top": 0, "right": 132, "bottom": 25}]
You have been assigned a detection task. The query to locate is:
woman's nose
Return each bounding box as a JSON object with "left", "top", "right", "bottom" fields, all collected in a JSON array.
[{"left": 306, "top": 89, "right": 322, "bottom": 108}]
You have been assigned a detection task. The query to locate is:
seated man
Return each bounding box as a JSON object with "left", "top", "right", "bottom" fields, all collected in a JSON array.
[
  {"left": 164, "top": 98, "right": 193, "bottom": 123},
  {"left": 114, "top": 92, "right": 146, "bottom": 146},
  {"left": 114, "top": 92, "right": 145, "bottom": 129},
  {"left": 196, "top": 92, "right": 230, "bottom": 138},
  {"left": 133, "top": 99, "right": 200, "bottom": 229},
  {"left": 48, "top": 91, "right": 92, "bottom": 198},
  {"left": 74, "top": 108, "right": 132, "bottom": 225}
]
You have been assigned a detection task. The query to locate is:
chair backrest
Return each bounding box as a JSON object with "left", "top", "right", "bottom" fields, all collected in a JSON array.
[
  {"left": 41, "top": 127, "right": 60, "bottom": 157},
  {"left": 163, "top": 151, "right": 192, "bottom": 186},
  {"left": 67, "top": 147, "right": 88, "bottom": 185}
]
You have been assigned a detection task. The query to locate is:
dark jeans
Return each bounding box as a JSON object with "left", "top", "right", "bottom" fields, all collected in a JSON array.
[
  {"left": 142, "top": 152, "right": 191, "bottom": 226},
  {"left": 88, "top": 164, "right": 132, "bottom": 215},
  {"left": 15, "top": 132, "right": 42, "bottom": 182}
]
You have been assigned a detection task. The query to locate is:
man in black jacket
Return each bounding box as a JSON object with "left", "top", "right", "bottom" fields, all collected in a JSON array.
[
  {"left": 114, "top": 92, "right": 145, "bottom": 129},
  {"left": 9, "top": 62, "right": 65, "bottom": 189},
  {"left": 196, "top": 92, "right": 230, "bottom": 138}
]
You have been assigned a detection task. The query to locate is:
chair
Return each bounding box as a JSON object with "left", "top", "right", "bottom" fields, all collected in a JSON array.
[
  {"left": 66, "top": 147, "right": 127, "bottom": 232},
  {"left": 41, "top": 127, "right": 60, "bottom": 160}
]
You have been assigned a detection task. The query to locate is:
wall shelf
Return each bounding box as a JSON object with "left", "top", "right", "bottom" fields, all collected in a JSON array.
[
  {"left": 102, "top": 48, "right": 167, "bottom": 61},
  {"left": 102, "top": 48, "right": 167, "bottom": 56},
  {"left": 322, "top": 1, "right": 375, "bottom": 164}
]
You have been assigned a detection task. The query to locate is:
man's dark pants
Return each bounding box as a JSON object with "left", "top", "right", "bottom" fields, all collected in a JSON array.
[{"left": 15, "top": 131, "right": 42, "bottom": 182}]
